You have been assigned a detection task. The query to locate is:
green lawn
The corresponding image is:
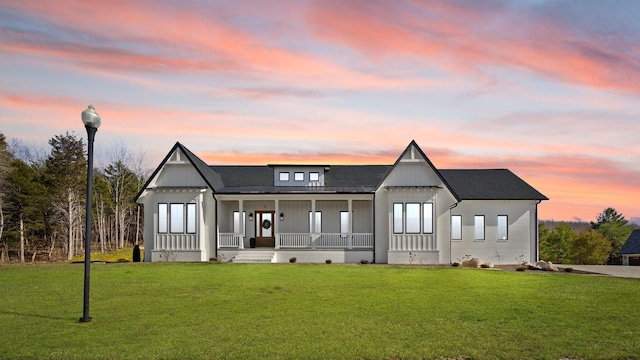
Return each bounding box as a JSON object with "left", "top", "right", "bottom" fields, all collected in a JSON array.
[{"left": 1, "top": 263, "right": 639, "bottom": 359}]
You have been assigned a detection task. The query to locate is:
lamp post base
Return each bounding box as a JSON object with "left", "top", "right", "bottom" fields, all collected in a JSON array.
[{"left": 79, "top": 316, "right": 92, "bottom": 323}]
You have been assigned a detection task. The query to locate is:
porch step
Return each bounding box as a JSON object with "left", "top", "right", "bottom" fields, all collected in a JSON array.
[{"left": 232, "top": 251, "right": 276, "bottom": 263}]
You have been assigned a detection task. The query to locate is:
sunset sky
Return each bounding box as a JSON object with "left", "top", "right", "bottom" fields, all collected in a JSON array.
[{"left": 1, "top": 0, "right": 639, "bottom": 224}]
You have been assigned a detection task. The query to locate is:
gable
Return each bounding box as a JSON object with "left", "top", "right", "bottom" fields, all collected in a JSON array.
[
  {"left": 134, "top": 142, "right": 223, "bottom": 203},
  {"left": 378, "top": 141, "right": 457, "bottom": 199},
  {"left": 620, "top": 229, "right": 640, "bottom": 255}
]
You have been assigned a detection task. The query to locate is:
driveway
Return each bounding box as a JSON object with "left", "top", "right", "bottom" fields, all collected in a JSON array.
[{"left": 560, "top": 265, "right": 640, "bottom": 279}]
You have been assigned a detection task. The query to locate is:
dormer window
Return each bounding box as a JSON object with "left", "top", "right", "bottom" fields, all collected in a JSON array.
[
  {"left": 294, "top": 172, "right": 304, "bottom": 181},
  {"left": 279, "top": 172, "right": 290, "bottom": 181},
  {"left": 310, "top": 172, "right": 319, "bottom": 181}
]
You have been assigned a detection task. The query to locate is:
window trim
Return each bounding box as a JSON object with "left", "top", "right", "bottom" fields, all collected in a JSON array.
[
  {"left": 451, "top": 215, "right": 462, "bottom": 240},
  {"left": 497, "top": 215, "right": 508, "bottom": 241},
  {"left": 279, "top": 172, "right": 290, "bottom": 181},
  {"left": 393, "top": 203, "right": 403, "bottom": 234},
  {"left": 158, "top": 203, "right": 168, "bottom": 234},
  {"left": 294, "top": 172, "right": 304, "bottom": 181},
  {"left": 474, "top": 215, "right": 485, "bottom": 241},
  {"left": 233, "top": 211, "right": 247, "bottom": 237},
  {"left": 423, "top": 202, "right": 433, "bottom": 234},
  {"left": 405, "top": 203, "right": 421, "bottom": 234},
  {"left": 309, "top": 211, "right": 322, "bottom": 233},
  {"left": 186, "top": 203, "right": 197, "bottom": 234},
  {"left": 170, "top": 203, "right": 185, "bottom": 234}
]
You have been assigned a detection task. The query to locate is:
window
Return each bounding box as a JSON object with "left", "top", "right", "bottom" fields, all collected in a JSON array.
[
  {"left": 309, "top": 211, "right": 322, "bottom": 233},
  {"left": 294, "top": 172, "right": 304, "bottom": 181},
  {"left": 497, "top": 215, "right": 508, "bottom": 240},
  {"left": 406, "top": 203, "right": 421, "bottom": 233},
  {"left": 279, "top": 172, "right": 289, "bottom": 181},
  {"left": 186, "top": 203, "right": 196, "bottom": 234},
  {"left": 451, "top": 215, "right": 462, "bottom": 240},
  {"left": 340, "top": 211, "right": 349, "bottom": 235},
  {"left": 310, "top": 172, "right": 319, "bottom": 181},
  {"left": 423, "top": 203, "right": 433, "bottom": 234},
  {"left": 158, "top": 203, "right": 168, "bottom": 233},
  {"left": 474, "top": 215, "right": 485, "bottom": 240},
  {"left": 170, "top": 204, "right": 184, "bottom": 233},
  {"left": 393, "top": 203, "right": 403, "bottom": 234},
  {"left": 233, "top": 211, "right": 246, "bottom": 237}
]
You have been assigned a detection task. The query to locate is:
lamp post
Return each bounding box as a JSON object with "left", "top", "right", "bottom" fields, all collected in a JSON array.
[{"left": 80, "top": 105, "right": 101, "bottom": 323}]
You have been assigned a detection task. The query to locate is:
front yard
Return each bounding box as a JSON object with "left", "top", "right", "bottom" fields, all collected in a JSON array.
[{"left": 1, "top": 263, "right": 639, "bottom": 359}]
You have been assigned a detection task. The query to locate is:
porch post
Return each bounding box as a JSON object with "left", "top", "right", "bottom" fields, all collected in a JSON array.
[
  {"left": 198, "top": 191, "right": 206, "bottom": 260},
  {"left": 274, "top": 199, "right": 280, "bottom": 249},
  {"left": 311, "top": 199, "right": 316, "bottom": 249},
  {"left": 238, "top": 200, "right": 244, "bottom": 249},
  {"left": 348, "top": 198, "right": 353, "bottom": 249}
]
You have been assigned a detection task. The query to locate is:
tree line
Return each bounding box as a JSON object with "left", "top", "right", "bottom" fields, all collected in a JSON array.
[
  {"left": 539, "top": 207, "right": 636, "bottom": 265},
  {"left": 0, "top": 131, "right": 146, "bottom": 263}
]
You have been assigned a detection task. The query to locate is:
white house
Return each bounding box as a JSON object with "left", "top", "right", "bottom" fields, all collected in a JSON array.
[{"left": 134, "top": 141, "right": 548, "bottom": 264}]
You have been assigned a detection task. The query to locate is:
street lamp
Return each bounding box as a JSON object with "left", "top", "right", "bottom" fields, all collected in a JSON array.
[{"left": 79, "top": 105, "right": 101, "bottom": 323}]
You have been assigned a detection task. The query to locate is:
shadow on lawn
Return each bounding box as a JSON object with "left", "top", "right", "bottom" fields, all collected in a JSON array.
[{"left": 0, "top": 310, "right": 73, "bottom": 321}]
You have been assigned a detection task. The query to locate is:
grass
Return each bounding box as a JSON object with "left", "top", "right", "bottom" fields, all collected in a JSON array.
[
  {"left": 70, "top": 247, "right": 138, "bottom": 263},
  {"left": 1, "top": 263, "right": 640, "bottom": 359}
]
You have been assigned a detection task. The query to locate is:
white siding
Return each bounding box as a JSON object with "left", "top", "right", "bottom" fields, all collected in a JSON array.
[{"left": 450, "top": 200, "right": 538, "bottom": 265}]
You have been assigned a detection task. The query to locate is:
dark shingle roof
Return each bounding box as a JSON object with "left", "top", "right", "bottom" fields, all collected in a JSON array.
[
  {"left": 440, "top": 169, "right": 548, "bottom": 200},
  {"left": 211, "top": 165, "right": 390, "bottom": 194},
  {"left": 140, "top": 142, "right": 546, "bottom": 201},
  {"left": 619, "top": 229, "right": 640, "bottom": 255}
]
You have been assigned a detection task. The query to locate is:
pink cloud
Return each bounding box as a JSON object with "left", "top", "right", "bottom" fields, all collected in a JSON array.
[{"left": 307, "top": 0, "right": 640, "bottom": 94}]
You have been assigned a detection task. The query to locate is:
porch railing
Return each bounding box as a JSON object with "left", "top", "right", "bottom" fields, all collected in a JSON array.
[
  {"left": 155, "top": 234, "right": 199, "bottom": 251},
  {"left": 279, "top": 233, "right": 373, "bottom": 249},
  {"left": 217, "top": 232, "right": 373, "bottom": 249},
  {"left": 218, "top": 233, "right": 243, "bottom": 248}
]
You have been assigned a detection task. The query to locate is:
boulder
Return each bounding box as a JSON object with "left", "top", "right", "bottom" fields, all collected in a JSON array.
[
  {"left": 536, "top": 260, "right": 559, "bottom": 272},
  {"left": 462, "top": 257, "right": 482, "bottom": 268}
]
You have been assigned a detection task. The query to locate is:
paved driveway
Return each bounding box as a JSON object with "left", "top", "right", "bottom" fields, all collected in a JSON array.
[{"left": 560, "top": 265, "right": 640, "bottom": 279}]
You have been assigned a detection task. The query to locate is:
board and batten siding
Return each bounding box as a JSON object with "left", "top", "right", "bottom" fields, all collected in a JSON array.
[
  {"left": 375, "top": 146, "right": 456, "bottom": 264},
  {"left": 450, "top": 200, "right": 538, "bottom": 265}
]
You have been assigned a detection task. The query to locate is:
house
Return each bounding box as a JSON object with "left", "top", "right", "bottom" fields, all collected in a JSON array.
[
  {"left": 134, "top": 140, "right": 548, "bottom": 264},
  {"left": 620, "top": 229, "right": 640, "bottom": 266}
]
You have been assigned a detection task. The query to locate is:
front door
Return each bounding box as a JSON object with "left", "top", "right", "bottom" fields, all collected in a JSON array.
[{"left": 255, "top": 211, "right": 275, "bottom": 247}]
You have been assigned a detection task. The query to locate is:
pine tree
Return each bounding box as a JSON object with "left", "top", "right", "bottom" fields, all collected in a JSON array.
[
  {"left": 0, "top": 132, "right": 11, "bottom": 262},
  {"left": 5, "top": 159, "right": 46, "bottom": 263},
  {"left": 591, "top": 207, "right": 633, "bottom": 264},
  {"left": 43, "top": 133, "right": 87, "bottom": 260}
]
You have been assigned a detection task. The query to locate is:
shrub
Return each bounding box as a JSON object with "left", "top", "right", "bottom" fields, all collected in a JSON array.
[
  {"left": 564, "top": 267, "right": 574, "bottom": 272},
  {"left": 325, "top": 259, "right": 332, "bottom": 264},
  {"left": 480, "top": 263, "right": 491, "bottom": 268},
  {"left": 516, "top": 266, "right": 526, "bottom": 272},
  {"left": 452, "top": 262, "right": 460, "bottom": 267},
  {"left": 289, "top": 257, "right": 297, "bottom": 263},
  {"left": 360, "top": 259, "right": 369, "bottom": 264}
]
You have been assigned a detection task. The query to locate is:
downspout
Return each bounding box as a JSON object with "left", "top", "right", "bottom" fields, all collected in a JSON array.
[{"left": 449, "top": 201, "right": 459, "bottom": 264}]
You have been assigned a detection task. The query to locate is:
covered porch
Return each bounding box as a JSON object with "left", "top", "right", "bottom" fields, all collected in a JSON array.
[{"left": 216, "top": 194, "right": 374, "bottom": 251}]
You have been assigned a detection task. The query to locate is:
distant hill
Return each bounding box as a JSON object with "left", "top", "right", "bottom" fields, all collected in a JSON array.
[{"left": 540, "top": 220, "right": 591, "bottom": 232}]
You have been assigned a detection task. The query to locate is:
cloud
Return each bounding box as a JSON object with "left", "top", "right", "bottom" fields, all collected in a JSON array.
[{"left": 307, "top": 0, "right": 640, "bottom": 94}]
